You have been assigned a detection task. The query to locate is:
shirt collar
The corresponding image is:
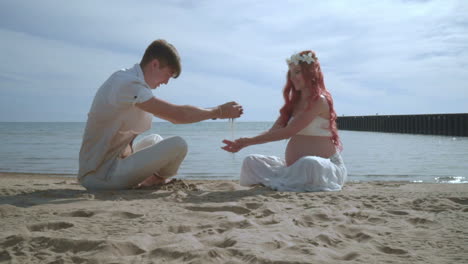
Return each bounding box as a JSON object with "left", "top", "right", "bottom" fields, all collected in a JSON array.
[{"left": 133, "top": 63, "right": 151, "bottom": 88}]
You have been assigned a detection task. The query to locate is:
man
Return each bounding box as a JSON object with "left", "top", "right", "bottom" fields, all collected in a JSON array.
[{"left": 78, "top": 39, "right": 243, "bottom": 190}]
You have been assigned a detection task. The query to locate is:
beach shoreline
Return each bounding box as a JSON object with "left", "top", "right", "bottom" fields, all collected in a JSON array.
[{"left": 1, "top": 173, "right": 467, "bottom": 263}]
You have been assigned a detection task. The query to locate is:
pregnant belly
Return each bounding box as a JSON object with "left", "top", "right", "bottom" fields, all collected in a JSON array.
[{"left": 285, "top": 135, "right": 336, "bottom": 166}]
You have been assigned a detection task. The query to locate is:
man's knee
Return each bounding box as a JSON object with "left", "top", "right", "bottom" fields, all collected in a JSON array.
[
  {"left": 157, "top": 136, "right": 188, "bottom": 177},
  {"left": 169, "top": 136, "right": 188, "bottom": 155},
  {"left": 134, "top": 134, "right": 163, "bottom": 152}
]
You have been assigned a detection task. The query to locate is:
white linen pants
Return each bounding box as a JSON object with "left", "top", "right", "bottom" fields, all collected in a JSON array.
[
  {"left": 240, "top": 153, "right": 347, "bottom": 192},
  {"left": 81, "top": 134, "right": 187, "bottom": 190}
]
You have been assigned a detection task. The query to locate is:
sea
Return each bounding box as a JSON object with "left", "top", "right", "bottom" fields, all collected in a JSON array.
[{"left": 0, "top": 122, "right": 467, "bottom": 183}]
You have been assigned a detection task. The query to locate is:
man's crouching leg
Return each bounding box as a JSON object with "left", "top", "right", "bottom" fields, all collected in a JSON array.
[{"left": 136, "top": 136, "right": 188, "bottom": 188}]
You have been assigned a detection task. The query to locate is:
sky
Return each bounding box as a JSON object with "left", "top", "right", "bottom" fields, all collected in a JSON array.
[{"left": 0, "top": 0, "right": 467, "bottom": 122}]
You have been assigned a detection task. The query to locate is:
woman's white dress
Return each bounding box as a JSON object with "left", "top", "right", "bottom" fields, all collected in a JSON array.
[{"left": 240, "top": 152, "right": 347, "bottom": 192}]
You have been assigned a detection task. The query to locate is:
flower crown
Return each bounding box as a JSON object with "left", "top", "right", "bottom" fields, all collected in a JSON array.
[{"left": 286, "top": 52, "right": 316, "bottom": 65}]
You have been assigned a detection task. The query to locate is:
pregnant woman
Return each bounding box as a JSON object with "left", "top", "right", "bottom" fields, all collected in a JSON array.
[{"left": 222, "top": 50, "right": 347, "bottom": 192}]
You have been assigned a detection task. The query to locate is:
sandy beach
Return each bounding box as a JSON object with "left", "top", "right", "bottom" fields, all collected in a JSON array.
[{"left": 0, "top": 173, "right": 467, "bottom": 264}]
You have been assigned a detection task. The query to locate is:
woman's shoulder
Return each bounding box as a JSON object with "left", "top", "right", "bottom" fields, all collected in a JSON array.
[
  {"left": 316, "top": 94, "right": 329, "bottom": 109},
  {"left": 318, "top": 94, "right": 327, "bottom": 101},
  {"left": 310, "top": 94, "right": 330, "bottom": 118}
]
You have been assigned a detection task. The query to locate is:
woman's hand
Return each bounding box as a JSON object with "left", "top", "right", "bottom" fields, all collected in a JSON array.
[{"left": 221, "top": 138, "right": 250, "bottom": 153}]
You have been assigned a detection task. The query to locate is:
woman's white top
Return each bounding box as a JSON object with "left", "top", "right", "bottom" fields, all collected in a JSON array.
[{"left": 296, "top": 116, "right": 332, "bottom": 137}]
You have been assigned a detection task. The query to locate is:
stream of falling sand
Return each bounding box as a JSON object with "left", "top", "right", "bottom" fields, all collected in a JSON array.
[{"left": 229, "top": 118, "right": 235, "bottom": 159}]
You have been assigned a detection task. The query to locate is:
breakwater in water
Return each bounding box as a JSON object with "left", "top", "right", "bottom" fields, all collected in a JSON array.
[{"left": 337, "top": 113, "right": 468, "bottom": 137}]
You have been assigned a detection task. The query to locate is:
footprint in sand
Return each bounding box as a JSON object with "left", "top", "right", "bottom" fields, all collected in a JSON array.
[
  {"left": 294, "top": 211, "right": 344, "bottom": 228},
  {"left": 312, "top": 213, "right": 332, "bottom": 221},
  {"left": 244, "top": 202, "right": 262, "bottom": 210},
  {"left": 447, "top": 197, "right": 468, "bottom": 205},
  {"left": 367, "top": 217, "right": 387, "bottom": 224},
  {"left": 343, "top": 252, "right": 360, "bottom": 261},
  {"left": 218, "top": 219, "right": 255, "bottom": 230},
  {"left": 61, "top": 210, "right": 143, "bottom": 219},
  {"left": 292, "top": 217, "right": 312, "bottom": 228},
  {"left": 293, "top": 214, "right": 324, "bottom": 227},
  {"left": 333, "top": 252, "right": 360, "bottom": 261},
  {"left": 168, "top": 225, "right": 192, "bottom": 234},
  {"left": 315, "top": 234, "right": 343, "bottom": 247},
  {"left": 362, "top": 202, "right": 376, "bottom": 209},
  {"left": 185, "top": 205, "right": 251, "bottom": 215},
  {"left": 406, "top": 217, "right": 437, "bottom": 227},
  {"left": 344, "top": 210, "right": 369, "bottom": 220},
  {"left": 255, "top": 209, "right": 275, "bottom": 218},
  {"left": 370, "top": 195, "right": 387, "bottom": 201},
  {"left": 215, "top": 237, "right": 237, "bottom": 248},
  {"left": 265, "top": 240, "right": 281, "bottom": 250},
  {"left": 386, "top": 210, "right": 409, "bottom": 216},
  {"left": 61, "top": 210, "right": 96, "bottom": 218},
  {"left": 195, "top": 228, "right": 218, "bottom": 236},
  {"left": 349, "top": 232, "right": 373, "bottom": 243},
  {"left": 207, "top": 248, "right": 225, "bottom": 259},
  {"left": 260, "top": 218, "right": 281, "bottom": 226},
  {"left": 109, "top": 211, "right": 144, "bottom": 219},
  {"left": 336, "top": 225, "right": 374, "bottom": 243},
  {"left": 377, "top": 246, "right": 408, "bottom": 255},
  {"left": 28, "top": 222, "right": 74, "bottom": 232}
]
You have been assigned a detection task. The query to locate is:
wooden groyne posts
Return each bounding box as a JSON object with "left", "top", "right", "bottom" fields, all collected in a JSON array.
[{"left": 337, "top": 113, "right": 468, "bottom": 136}]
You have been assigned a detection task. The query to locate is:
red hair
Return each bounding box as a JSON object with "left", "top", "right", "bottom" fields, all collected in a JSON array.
[{"left": 279, "top": 50, "right": 343, "bottom": 151}]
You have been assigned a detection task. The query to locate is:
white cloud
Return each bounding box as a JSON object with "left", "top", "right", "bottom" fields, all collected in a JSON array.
[{"left": 0, "top": 0, "right": 467, "bottom": 121}]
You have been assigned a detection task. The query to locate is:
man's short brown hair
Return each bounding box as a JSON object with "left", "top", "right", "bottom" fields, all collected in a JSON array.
[{"left": 140, "top": 39, "right": 181, "bottom": 78}]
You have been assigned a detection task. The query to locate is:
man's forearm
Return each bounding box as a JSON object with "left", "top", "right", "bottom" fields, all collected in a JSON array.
[
  {"left": 136, "top": 97, "right": 241, "bottom": 124},
  {"left": 172, "top": 105, "right": 219, "bottom": 124}
]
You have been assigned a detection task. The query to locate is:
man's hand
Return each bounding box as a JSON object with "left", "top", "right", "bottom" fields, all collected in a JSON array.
[{"left": 218, "top": 101, "right": 243, "bottom": 119}]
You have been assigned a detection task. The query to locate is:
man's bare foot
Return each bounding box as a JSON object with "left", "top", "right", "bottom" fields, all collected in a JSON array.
[{"left": 136, "top": 174, "right": 174, "bottom": 188}]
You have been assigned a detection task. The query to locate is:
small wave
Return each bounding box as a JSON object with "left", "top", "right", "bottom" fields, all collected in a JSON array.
[
  {"left": 434, "top": 176, "right": 468, "bottom": 184},
  {"left": 348, "top": 174, "right": 468, "bottom": 184}
]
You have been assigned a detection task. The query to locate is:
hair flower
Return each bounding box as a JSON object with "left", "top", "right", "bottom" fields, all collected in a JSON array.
[{"left": 286, "top": 52, "right": 316, "bottom": 65}]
